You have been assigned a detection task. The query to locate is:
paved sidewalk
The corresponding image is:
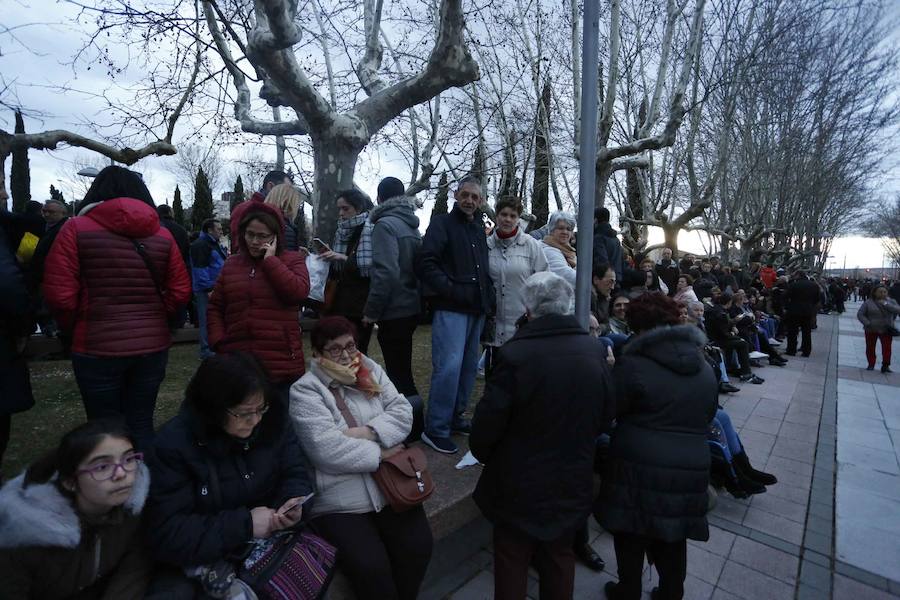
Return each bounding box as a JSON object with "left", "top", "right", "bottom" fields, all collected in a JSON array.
[{"left": 420, "top": 306, "right": 900, "bottom": 599}]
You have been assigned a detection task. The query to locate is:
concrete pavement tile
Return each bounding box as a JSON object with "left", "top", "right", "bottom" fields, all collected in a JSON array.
[
  {"left": 772, "top": 437, "right": 817, "bottom": 463},
  {"left": 837, "top": 442, "right": 900, "bottom": 475},
  {"left": 784, "top": 409, "right": 822, "bottom": 426},
  {"left": 833, "top": 574, "right": 899, "bottom": 600},
  {"left": 873, "top": 383, "right": 900, "bottom": 403},
  {"left": 728, "top": 536, "right": 800, "bottom": 584},
  {"left": 709, "top": 588, "right": 743, "bottom": 600},
  {"left": 799, "top": 560, "right": 832, "bottom": 591},
  {"left": 837, "top": 380, "right": 877, "bottom": 398},
  {"left": 765, "top": 454, "right": 814, "bottom": 479},
  {"left": 836, "top": 519, "right": 900, "bottom": 582},
  {"left": 448, "top": 569, "right": 493, "bottom": 599},
  {"left": 838, "top": 413, "right": 889, "bottom": 433},
  {"left": 837, "top": 427, "right": 895, "bottom": 452},
  {"left": 687, "top": 543, "right": 726, "bottom": 585},
  {"left": 689, "top": 525, "right": 736, "bottom": 557},
  {"left": 589, "top": 532, "right": 618, "bottom": 576},
  {"left": 753, "top": 402, "right": 790, "bottom": 421},
  {"left": 768, "top": 482, "right": 813, "bottom": 505},
  {"left": 682, "top": 575, "right": 715, "bottom": 600},
  {"left": 716, "top": 561, "right": 795, "bottom": 600},
  {"left": 838, "top": 463, "right": 900, "bottom": 500},
  {"left": 744, "top": 415, "right": 783, "bottom": 435},
  {"left": 749, "top": 492, "right": 808, "bottom": 524},
  {"left": 743, "top": 506, "right": 805, "bottom": 544},
  {"left": 836, "top": 485, "right": 900, "bottom": 536},
  {"left": 779, "top": 421, "right": 820, "bottom": 443},
  {"left": 571, "top": 562, "right": 616, "bottom": 600}
]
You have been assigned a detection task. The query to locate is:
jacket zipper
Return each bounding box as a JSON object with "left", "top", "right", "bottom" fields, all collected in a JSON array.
[{"left": 92, "top": 534, "right": 102, "bottom": 582}]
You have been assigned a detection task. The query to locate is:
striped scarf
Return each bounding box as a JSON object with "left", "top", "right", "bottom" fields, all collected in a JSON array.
[{"left": 332, "top": 212, "right": 373, "bottom": 277}]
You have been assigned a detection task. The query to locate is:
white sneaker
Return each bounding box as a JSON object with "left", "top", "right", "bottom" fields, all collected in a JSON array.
[
  {"left": 749, "top": 351, "right": 769, "bottom": 359},
  {"left": 768, "top": 338, "right": 781, "bottom": 346}
]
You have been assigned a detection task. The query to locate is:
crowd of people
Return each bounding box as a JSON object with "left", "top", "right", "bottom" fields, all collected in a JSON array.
[{"left": 0, "top": 165, "right": 885, "bottom": 600}]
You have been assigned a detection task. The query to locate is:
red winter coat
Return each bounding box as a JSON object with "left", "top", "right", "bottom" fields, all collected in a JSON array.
[
  {"left": 208, "top": 203, "right": 310, "bottom": 383},
  {"left": 229, "top": 191, "right": 265, "bottom": 254},
  {"left": 760, "top": 266, "right": 777, "bottom": 289},
  {"left": 43, "top": 197, "right": 191, "bottom": 356}
]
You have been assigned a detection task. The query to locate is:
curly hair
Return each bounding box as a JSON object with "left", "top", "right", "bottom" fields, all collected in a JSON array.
[{"left": 626, "top": 292, "right": 682, "bottom": 333}]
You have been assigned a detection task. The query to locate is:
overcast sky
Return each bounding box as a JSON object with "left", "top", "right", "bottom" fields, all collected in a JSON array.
[{"left": 2, "top": 1, "right": 899, "bottom": 266}]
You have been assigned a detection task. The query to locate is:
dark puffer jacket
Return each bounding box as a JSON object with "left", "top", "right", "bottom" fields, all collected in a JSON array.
[
  {"left": 144, "top": 400, "right": 312, "bottom": 567},
  {"left": 595, "top": 324, "right": 718, "bottom": 542},
  {"left": 43, "top": 198, "right": 191, "bottom": 356},
  {"left": 419, "top": 204, "right": 495, "bottom": 316},
  {"left": 0, "top": 223, "right": 34, "bottom": 416},
  {"left": 471, "top": 314, "right": 613, "bottom": 541},
  {"left": 208, "top": 203, "right": 310, "bottom": 384},
  {"left": 364, "top": 196, "right": 423, "bottom": 322}
]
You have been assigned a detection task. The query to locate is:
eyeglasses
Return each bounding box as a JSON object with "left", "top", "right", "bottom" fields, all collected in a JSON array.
[
  {"left": 77, "top": 452, "right": 144, "bottom": 482},
  {"left": 226, "top": 404, "right": 269, "bottom": 421},
  {"left": 323, "top": 341, "right": 357, "bottom": 359},
  {"left": 244, "top": 231, "right": 275, "bottom": 242}
]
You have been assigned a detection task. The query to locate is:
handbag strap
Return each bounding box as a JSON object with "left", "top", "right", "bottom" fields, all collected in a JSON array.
[
  {"left": 331, "top": 385, "right": 359, "bottom": 428},
  {"left": 130, "top": 238, "right": 167, "bottom": 301}
]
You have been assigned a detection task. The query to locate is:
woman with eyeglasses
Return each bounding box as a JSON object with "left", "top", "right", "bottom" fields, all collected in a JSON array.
[
  {"left": 0, "top": 419, "right": 153, "bottom": 599},
  {"left": 540, "top": 210, "right": 577, "bottom": 287},
  {"left": 289, "top": 316, "right": 433, "bottom": 600},
  {"left": 207, "top": 202, "right": 310, "bottom": 397},
  {"left": 144, "top": 352, "right": 312, "bottom": 597}
]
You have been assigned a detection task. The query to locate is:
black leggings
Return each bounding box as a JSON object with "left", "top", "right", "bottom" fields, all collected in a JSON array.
[
  {"left": 312, "top": 506, "right": 433, "bottom": 600},
  {"left": 376, "top": 316, "right": 419, "bottom": 396},
  {"left": 613, "top": 532, "right": 687, "bottom": 600}
]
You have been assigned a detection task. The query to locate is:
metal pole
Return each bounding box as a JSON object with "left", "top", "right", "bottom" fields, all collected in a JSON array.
[{"left": 574, "top": 0, "right": 600, "bottom": 328}]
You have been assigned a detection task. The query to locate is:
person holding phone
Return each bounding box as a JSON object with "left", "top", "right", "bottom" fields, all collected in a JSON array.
[
  {"left": 207, "top": 203, "right": 310, "bottom": 398},
  {"left": 145, "top": 353, "right": 313, "bottom": 596}
]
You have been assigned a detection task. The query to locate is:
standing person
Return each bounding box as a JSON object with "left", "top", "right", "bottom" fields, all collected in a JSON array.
[
  {"left": 320, "top": 189, "right": 375, "bottom": 353},
  {"left": 207, "top": 203, "right": 310, "bottom": 398},
  {"left": 471, "top": 272, "right": 612, "bottom": 600},
  {"left": 485, "top": 197, "right": 548, "bottom": 371},
  {"left": 783, "top": 271, "right": 821, "bottom": 357},
  {"left": 594, "top": 207, "right": 624, "bottom": 280},
  {"left": 0, "top": 222, "right": 33, "bottom": 477},
  {"left": 28, "top": 199, "right": 70, "bottom": 338},
  {"left": 156, "top": 205, "right": 191, "bottom": 329},
  {"left": 190, "top": 218, "right": 227, "bottom": 359},
  {"left": 418, "top": 176, "right": 495, "bottom": 454},
  {"left": 857, "top": 285, "right": 900, "bottom": 372},
  {"left": 43, "top": 166, "right": 191, "bottom": 449},
  {"left": 0, "top": 419, "right": 153, "bottom": 599},
  {"left": 228, "top": 170, "right": 293, "bottom": 253},
  {"left": 264, "top": 181, "right": 303, "bottom": 251},
  {"left": 596, "top": 293, "right": 718, "bottom": 600},
  {"left": 540, "top": 211, "right": 577, "bottom": 288},
  {"left": 290, "top": 316, "right": 432, "bottom": 600},
  {"left": 656, "top": 248, "right": 680, "bottom": 296}
]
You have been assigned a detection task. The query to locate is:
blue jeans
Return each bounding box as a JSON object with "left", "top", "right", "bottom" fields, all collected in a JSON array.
[
  {"left": 196, "top": 290, "right": 214, "bottom": 359},
  {"left": 72, "top": 350, "right": 169, "bottom": 450},
  {"left": 714, "top": 409, "right": 743, "bottom": 461},
  {"left": 426, "top": 310, "right": 485, "bottom": 438}
]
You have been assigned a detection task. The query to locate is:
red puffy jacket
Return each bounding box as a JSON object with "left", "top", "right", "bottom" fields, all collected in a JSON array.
[
  {"left": 43, "top": 197, "right": 191, "bottom": 356},
  {"left": 208, "top": 203, "right": 310, "bottom": 383}
]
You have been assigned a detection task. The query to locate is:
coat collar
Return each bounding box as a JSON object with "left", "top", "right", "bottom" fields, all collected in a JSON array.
[{"left": 510, "top": 314, "right": 587, "bottom": 341}]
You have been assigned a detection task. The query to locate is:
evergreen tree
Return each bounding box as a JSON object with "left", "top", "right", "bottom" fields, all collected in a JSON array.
[
  {"left": 49, "top": 184, "right": 65, "bottom": 203},
  {"left": 192, "top": 167, "right": 214, "bottom": 232},
  {"left": 11, "top": 111, "right": 31, "bottom": 212},
  {"left": 231, "top": 175, "right": 245, "bottom": 212},
  {"left": 172, "top": 186, "right": 185, "bottom": 226},
  {"left": 432, "top": 172, "right": 449, "bottom": 218}
]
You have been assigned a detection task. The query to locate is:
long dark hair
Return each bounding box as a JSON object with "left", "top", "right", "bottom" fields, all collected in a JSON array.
[
  {"left": 24, "top": 419, "right": 133, "bottom": 490},
  {"left": 77, "top": 166, "right": 155, "bottom": 214},
  {"left": 186, "top": 352, "right": 275, "bottom": 432}
]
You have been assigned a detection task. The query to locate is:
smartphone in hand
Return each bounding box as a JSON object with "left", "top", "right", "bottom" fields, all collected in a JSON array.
[
  {"left": 278, "top": 493, "right": 315, "bottom": 515},
  {"left": 311, "top": 238, "right": 331, "bottom": 254}
]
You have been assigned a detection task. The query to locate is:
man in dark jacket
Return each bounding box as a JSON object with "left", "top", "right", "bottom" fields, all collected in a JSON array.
[
  {"left": 364, "top": 177, "right": 423, "bottom": 400},
  {"left": 158, "top": 204, "right": 191, "bottom": 328},
  {"left": 190, "top": 218, "right": 227, "bottom": 359},
  {"left": 656, "top": 248, "right": 680, "bottom": 296},
  {"left": 784, "top": 271, "right": 821, "bottom": 356},
  {"left": 419, "top": 176, "right": 495, "bottom": 455},
  {"left": 593, "top": 207, "right": 624, "bottom": 279},
  {"left": 471, "top": 272, "right": 612, "bottom": 600}
]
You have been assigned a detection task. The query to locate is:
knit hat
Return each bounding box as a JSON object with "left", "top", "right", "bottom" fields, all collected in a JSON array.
[{"left": 376, "top": 177, "right": 405, "bottom": 203}]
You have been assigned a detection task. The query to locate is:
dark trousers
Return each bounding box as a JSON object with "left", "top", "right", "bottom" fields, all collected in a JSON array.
[
  {"left": 785, "top": 313, "right": 812, "bottom": 356},
  {"left": 346, "top": 317, "right": 374, "bottom": 355},
  {"left": 718, "top": 336, "right": 751, "bottom": 375},
  {"left": 0, "top": 413, "right": 10, "bottom": 475},
  {"left": 613, "top": 533, "right": 686, "bottom": 600},
  {"left": 865, "top": 331, "right": 892, "bottom": 367},
  {"left": 376, "top": 316, "right": 419, "bottom": 396},
  {"left": 312, "top": 506, "right": 432, "bottom": 600},
  {"left": 71, "top": 350, "right": 168, "bottom": 450},
  {"left": 493, "top": 524, "right": 575, "bottom": 600}
]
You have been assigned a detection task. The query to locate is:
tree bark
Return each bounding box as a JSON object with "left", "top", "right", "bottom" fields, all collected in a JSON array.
[{"left": 311, "top": 138, "right": 362, "bottom": 244}]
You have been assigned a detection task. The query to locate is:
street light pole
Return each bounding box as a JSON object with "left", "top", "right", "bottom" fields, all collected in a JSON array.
[{"left": 574, "top": 0, "right": 600, "bottom": 328}]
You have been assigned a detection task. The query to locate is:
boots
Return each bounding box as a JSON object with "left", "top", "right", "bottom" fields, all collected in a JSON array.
[
  {"left": 712, "top": 460, "right": 764, "bottom": 498},
  {"left": 733, "top": 451, "right": 778, "bottom": 485},
  {"left": 882, "top": 364, "right": 892, "bottom": 374}
]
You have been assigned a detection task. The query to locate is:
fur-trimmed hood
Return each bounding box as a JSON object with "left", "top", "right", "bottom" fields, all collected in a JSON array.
[
  {"left": 623, "top": 324, "right": 708, "bottom": 376},
  {"left": 0, "top": 463, "right": 149, "bottom": 549}
]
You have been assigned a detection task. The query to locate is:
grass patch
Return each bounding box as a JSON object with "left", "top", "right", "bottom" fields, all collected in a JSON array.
[{"left": 2, "top": 325, "right": 484, "bottom": 479}]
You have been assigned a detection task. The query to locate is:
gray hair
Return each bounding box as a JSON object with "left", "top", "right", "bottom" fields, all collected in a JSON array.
[
  {"left": 44, "top": 199, "right": 67, "bottom": 211},
  {"left": 522, "top": 271, "right": 574, "bottom": 318},
  {"left": 456, "top": 175, "right": 482, "bottom": 191},
  {"left": 548, "top": 210, "right": 576, "bottom": 231}
]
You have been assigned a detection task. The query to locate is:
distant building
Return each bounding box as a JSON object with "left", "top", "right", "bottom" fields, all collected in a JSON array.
[{"left": 214, "top": 192, "right": 234, "bottom": 218}]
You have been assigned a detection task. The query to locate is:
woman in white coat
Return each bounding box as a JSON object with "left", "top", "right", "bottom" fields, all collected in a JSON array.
[
  {"left": 289, "top": 316, "right": 433, "bottom": 600},
  {"left": 541, "top": 210, "right": 577, "bottom": 288},
  {"left": 485, "top": 198, "right": 548, "bottom": 370}
]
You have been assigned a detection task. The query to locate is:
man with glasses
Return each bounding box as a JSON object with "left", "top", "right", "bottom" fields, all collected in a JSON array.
[{"left": 418, "top": 176, "right": 496, "bottom": 454}]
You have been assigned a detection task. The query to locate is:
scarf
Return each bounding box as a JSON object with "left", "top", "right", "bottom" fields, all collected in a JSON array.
[
  {"left": 496, "top": 226, "right": 518, "bottom": 240},
  {"left": 332, "top": 213, "right": 373, "bottom": 277},
  {"left": 543, "top": 235, "right": 577, "bottom": 268},
  {"left": 316, "top": 354, "right": 382, "bottom": 396}
]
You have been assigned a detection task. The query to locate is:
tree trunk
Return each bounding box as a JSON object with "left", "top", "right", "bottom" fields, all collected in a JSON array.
[
  {"left": 311, "top": 138, "right": 362, "bottom": 244},
  {"left": 11, "top": 111, "right": 30, "bottom": 213},
  {"left": 663, "top": 225, "right": 679, "bottom": 254},
  {"left": 531, "top": 83, "right": 551, "bottom": 229}
]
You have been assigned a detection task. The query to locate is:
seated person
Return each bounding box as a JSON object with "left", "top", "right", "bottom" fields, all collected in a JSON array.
[
  {"left": 710, "top": 409, "right": 777, "bottom": 498},
  {"left": 609, "top": 293, "right": 633, "bottom": 336},
  {"left": 145, "top": 353, "right": 312, "bottom": 596},
  {"left": 705, "top": 293, "right": 764, "bottom": 384},
  {"left": 289, "top": 316, "right": 433, "bottom": 600},
  {"left": 0, "top": 419, "right": 152, "bottom": 599},
  {"left": 730, "top": 290, "right": 787, "bottom": 366}
]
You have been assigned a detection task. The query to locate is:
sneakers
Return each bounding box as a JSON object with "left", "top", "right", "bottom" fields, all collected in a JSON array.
[
  {"left": 739, "top": 373, "right": 765, "bottom": 384},
  {"left": 749, "top": 351, "right": 769, "bottom": 360},
  {"left": 768, "top": 338, "right": 781, "bottom": 346},
  {"left": 421, "top": 432, "right": 459, "bottom": 454},
  {"left": 451, "top": 420, "right": 472, "bottom": 436}
]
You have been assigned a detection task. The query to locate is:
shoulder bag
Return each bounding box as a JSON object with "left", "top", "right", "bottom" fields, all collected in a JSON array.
[
  {"left": 332, "top": 386, "right": 434, "bottom": 511},
  {"left": 131, "top": 238, "right": 181, "bottom": 331}
]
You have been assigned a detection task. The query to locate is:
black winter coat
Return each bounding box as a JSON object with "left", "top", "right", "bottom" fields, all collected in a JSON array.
[
  {"left": 160, "top": 217, "right": 190, "bottom": 270},
  {"left": 144, "top": 401, "right": 313, "bottom": 567},
  {"left": 656, "top": 260, "right": 680, "bottom": 296},
  {"left": 785, "top": 277, "right": 821, "bottom": 317},
  {"left": 595, "top": 325, "right": 718, "bottom": 543},
  {"left": 419, "top": 204, "right": 495, "bottom": 315},
  {"left": 471, "top": 314, "right": 613, "bottom": 541},
  {"left": 0, "top": 224, "right": 34, "bottom": 416},
  {"left": 593, "top": 223, "right": 624, "bottom": 280}
]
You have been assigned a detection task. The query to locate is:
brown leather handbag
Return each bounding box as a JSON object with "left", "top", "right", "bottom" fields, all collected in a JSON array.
[{"left": 332, "top": 386, "right": 434, "bottom": 512}]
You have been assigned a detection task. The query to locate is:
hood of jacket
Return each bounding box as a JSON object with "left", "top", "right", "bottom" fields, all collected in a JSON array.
[
  {"left": 510, "top": 313, "right": 587, "bottom": 341},
  {"left": 370, "top": 195, "right": 420, "bottom": 229},
  {"left": 624, "top": 324, "right": 708, "bottom": 376},
  {"left": 81, "top": 197, "right": 161, "bottom": 239},
  {"left": 236, "top": 201, "right": 287, "bottom": 255},
  {"left": 0, "top": 462, "right": 149, "bottom": 549}
]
